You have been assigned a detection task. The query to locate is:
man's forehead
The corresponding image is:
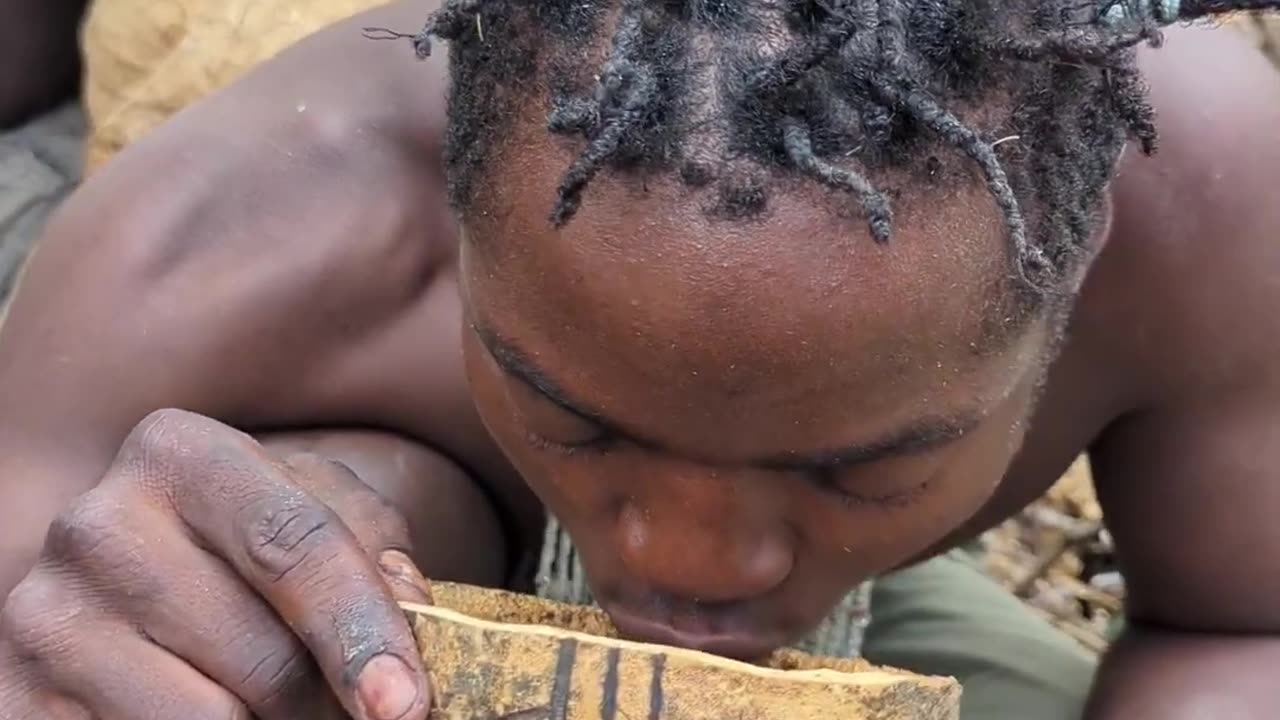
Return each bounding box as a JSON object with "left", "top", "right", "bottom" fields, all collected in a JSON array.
[
  {"left": 467, "top": 171, "right": 1011, "bottom": 363},
  {"left": 468, "top": 298, "right": 1024, "bottom": 455}
]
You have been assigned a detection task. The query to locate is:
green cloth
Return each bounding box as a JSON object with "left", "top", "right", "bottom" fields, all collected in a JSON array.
[{"left": 865, "top": 550, "right": 1097, "bottom": 720}]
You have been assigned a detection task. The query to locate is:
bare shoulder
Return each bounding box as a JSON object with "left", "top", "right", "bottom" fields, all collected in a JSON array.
[
  {"left": 0, "top": 0, "right": 461, "bottom": 451},
  {"left": 1076, "top": 23, "right": 1280, "bottom": 409},
  {"left": 2, "top": 1, "right": 547, "bottom": 578},
  {"left": 1059, "top": 25, "right": 1280, "bottom": 631}
]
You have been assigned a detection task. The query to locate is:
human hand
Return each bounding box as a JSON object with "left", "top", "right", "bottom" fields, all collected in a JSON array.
[{"left": 0, "top": 409, "right": 434, "bottom": 720}]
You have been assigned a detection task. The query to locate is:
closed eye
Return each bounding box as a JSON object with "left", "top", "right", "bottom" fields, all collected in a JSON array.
[
  {"left": 502, "top": 372, "right": 617, "bottom": 455},
  {"left": 807, "top": 463, "right": 935, "bottom": 508},
  {"left": 524, "top": 429, "right": 618, "bottom": 456}
]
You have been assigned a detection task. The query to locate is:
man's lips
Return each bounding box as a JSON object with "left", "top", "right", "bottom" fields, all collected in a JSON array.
[{"left": 602, "top": 603, "right": 786, "bottom": 662}]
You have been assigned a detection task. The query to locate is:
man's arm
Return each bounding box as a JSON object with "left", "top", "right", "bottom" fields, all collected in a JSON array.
[
  {"left": 0, "top": 0, "right": 89, "bottom": 127},
  {"left": 0, "top": 0, "right": 526, "bottom": 596},
  {"left": 1078, "top": 24, "right": 1280, "bottom": 719},
  {"left": 1088, "top": 629, "right": 1280, "bottom": 716}
]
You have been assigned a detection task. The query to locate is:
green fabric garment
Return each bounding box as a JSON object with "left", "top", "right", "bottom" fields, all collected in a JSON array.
[{"left": 863, "top": 550, "right": 1096, "bottom": 720}]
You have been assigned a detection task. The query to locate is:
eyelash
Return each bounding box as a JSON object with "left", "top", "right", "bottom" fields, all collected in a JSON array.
[
  {"left": 524, "top": 423, "right": 931, "bottom": 508},
  {"left": 809, "top": 468, "right": 931, "bottom": 509},
  {"left": 524, "top": 430, "right": 617, "bottom": 457}
]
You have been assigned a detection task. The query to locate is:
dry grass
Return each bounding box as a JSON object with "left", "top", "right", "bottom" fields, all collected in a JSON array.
[{"left": 978, "top": 457, "right": 1118, "bottom": 654}]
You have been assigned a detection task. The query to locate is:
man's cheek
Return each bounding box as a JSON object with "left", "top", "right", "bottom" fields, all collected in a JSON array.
[
  {"left": 828, "top": 503, "right": 951, "bottom": 571},
  {"left": 531, "top": 462, "right": 626, "bottom": 517}
]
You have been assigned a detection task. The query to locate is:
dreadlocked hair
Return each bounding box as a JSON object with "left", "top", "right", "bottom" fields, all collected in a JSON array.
[{"left": 399, "top": 0, "right": 1273, "bottom": 316}]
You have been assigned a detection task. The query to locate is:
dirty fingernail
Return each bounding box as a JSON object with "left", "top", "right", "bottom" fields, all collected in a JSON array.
[
  {"left": 357, "top": 654, "right": 421, "bottom": 720},
  {"left": 379, "top": 550, "right": 434, "bottom": 604}
]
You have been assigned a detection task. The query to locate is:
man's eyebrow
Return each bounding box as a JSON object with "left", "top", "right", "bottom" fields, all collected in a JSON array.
[
  {"left": 757, "top": 414, "right": 980, "bottom": 470},
  {"left": 472, "top": 323, "right": 614, "bottom": 424},
  {"left": 474, "top": 322, "right": 980, "bottom": 468}
]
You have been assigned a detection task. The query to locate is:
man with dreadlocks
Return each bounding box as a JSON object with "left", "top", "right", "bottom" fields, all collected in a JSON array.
[{"left": 1, "top": 0, "right": 1279, "bottom": 717}]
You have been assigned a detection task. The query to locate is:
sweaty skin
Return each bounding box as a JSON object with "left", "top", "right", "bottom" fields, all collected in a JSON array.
[{"left": 1, "top": 1, "right": 1280, "bottom": 718}]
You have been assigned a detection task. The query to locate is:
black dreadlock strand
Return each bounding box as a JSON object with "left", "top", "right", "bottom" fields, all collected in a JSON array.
[
  {"left": 412, "top": 0, "right": 482, "bottom": 58},
  {"left": 765, "top": 0, "right": 867, "bottom": 95},
  {"left": 990, "top": 25, "right": 1159, "bottom": 63},
  {"left": 1109, "top": 63, "right": 1159, "bottom": 154},
  {"left": 400, "top": 0, "right": 1279, "bottom": 324},
  {"left": 550, "top": 0, "right": 659, "bottom": 226},
  {"left": 783, "top": 117, "right": 893, "bottom": 242}
]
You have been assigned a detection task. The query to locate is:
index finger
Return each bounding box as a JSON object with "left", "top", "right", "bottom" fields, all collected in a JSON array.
[{"left": 112, "top": 410, "right": 430, "bottom": 720}]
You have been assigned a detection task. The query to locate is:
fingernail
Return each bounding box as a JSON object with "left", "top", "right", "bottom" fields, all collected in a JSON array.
[
  {"left": 357, "top": 654, "right": 421, "bottom": 720},
  {"left": 378, "top": 550, "right": 434, "bottom": 605}
]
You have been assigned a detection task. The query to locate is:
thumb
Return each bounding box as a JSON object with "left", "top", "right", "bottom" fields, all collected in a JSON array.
[
  {"left": 376, "top": 550, "right": 435, "bottom": 717},
  {"left": 378, "top": 550, "right": 435, "bottom": 606}
]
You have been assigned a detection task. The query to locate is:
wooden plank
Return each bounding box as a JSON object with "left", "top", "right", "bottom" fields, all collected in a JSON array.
[{"left": 406, "top": 582, "right": 961, "bottom": 720}]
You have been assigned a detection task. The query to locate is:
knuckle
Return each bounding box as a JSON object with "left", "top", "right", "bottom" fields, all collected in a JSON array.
[
  {"left": 42, "top": 492, "right": 127, "bottom": 564},
  {"left": 1, "top": 574, "right": 79, "bottom": 663},
  {"left": 118, "top": 409, "right": 254, "bottom": 476},
  {"left": 282, "top": 453, "right": 360, "bottom": 499},
  {"left": 124, "top": 408, "right": 204, "bottom": 453},
  {"left": 115, "top": 408, "right": 201, "bottom": 480},
  {"left": 343, "top": 487, "right": 412, "bottom": 550},
  {"left": 368, "top": 498, "right": 412, "bottom": 550},
  {"left": 287, "top": 455, "right": 412, "bottom": 551},
  {"left": 238, "top": 496, "right": 342, "bottom": 580},
  {"left": 279, "top": 451, "right": 330, "bottom": 475}
]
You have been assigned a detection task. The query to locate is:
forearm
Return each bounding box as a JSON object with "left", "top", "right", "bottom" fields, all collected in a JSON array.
[
  {"left": 0, "top": 0, "right": 89, "bottom": 127},
  {"left": 1086, "top": 623, "right": 1280, "bottom": 719}
]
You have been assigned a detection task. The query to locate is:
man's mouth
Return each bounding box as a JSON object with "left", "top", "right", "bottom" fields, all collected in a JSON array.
[{"left": 601, "top": 602, "right": 788, "bottom": 662}]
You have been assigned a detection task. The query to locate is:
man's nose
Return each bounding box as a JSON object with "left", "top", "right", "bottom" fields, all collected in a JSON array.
[{"left": 614, "top": 467, "right": 792, "bottom": 603}]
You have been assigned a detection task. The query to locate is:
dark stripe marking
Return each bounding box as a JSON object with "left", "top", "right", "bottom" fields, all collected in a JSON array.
[
  {"left": 550, "top": 637, "right": 578, "bottom": 720},
  {"left": 648, "top": 653, "right": 667, "bottom": 720},
  {"left": 601, "top": 647, "right": 621, "bottom": 720}
]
